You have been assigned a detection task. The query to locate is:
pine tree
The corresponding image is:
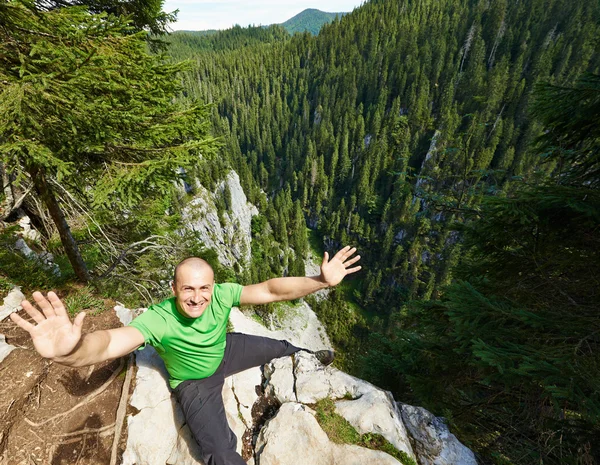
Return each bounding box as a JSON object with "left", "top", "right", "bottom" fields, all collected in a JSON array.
[{"left": 0, "top": 2, "right": 217, "bottom": 281}]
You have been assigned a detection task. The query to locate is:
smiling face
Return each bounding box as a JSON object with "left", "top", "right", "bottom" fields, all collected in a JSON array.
[{"left": 171, "top": 258, "right": 215, "bottom": 318}]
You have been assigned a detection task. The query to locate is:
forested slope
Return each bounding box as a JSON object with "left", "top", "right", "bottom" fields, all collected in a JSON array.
[
  {"left": 167, "top": 0, "right": 600, "bottom": 463},
  {"left": 169, "top": 0, "right": 599, "bottom": 311}
]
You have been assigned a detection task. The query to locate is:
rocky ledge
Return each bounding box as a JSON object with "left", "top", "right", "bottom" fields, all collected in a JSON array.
[{"left": 118, "top": 305, "right": 477, "bottom": 465}]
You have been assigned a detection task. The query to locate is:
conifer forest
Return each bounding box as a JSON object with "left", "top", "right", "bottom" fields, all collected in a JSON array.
[{"left": 1, "top": 0, "right": 599, "bottom": 463}]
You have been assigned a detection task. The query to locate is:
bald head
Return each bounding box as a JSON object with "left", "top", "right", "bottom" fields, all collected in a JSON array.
[
  {"left": 173, "top": 257, "right": 214, "bottom": 286},
  {"left": 171, "top": 257, "right": 215, "bottom": 318}
]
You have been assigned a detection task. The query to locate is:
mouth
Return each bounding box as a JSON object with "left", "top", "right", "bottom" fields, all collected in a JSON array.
[{"left": 185, "top": 301, "right": 207, "bottom": 312}]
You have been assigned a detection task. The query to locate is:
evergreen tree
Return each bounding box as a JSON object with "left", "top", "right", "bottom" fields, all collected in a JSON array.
[
  {"left": 0, "top": 1, "right": 217, "bottom": 281},
  {"left": 363, "top": 74, "right": 600, "bottom": 464}
]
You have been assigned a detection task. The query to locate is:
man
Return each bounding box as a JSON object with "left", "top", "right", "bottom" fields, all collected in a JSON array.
[{"left": 10, "top": 246, "right": 361, "bottom": 465}]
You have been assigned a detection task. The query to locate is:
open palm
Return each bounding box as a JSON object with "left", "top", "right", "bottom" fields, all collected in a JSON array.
[
  {"left": 10, "top": 291, "right": 86, "bottom": 359},
  {"left": 320, "top": 246, "right": 361, "bottom": 287}
]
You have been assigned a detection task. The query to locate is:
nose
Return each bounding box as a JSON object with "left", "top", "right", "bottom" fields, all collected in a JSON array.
[{"left": 193, "top": 290, "right": 202, "bottom": 303}]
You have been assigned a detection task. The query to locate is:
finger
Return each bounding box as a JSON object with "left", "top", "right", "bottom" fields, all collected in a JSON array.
[
  {"left": 9, "top": 312, "right": 35, "bottom": 333},
  {"left": 33, "top": 292, "right": 56, "bottom": 318},
  {"left": 344, "top": 255, "right": 361, "bottom": 267},
  {"left": 72, "top": 312, "right": 86, "bottom": 338},
  {"left": 342, "top": 247, "right": 357, "bottom": 260},
  {"left": 21, "top": 299, "right": 45, "bottom": 324},
  {"left": 47, "top": 291, "right": 68, "bottom": 318},
  {"left": 333, "top": 246, "right": 351, "bottom": 261},
  {"left": 323, "top": 251, "right": 329, "bottom": 264},
  {"left": 345, "top": 266, "right": 362, "bottom": 274}
]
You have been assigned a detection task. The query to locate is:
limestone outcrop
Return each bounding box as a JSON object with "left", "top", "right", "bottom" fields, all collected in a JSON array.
[
  {"left": 181, "top": 170, "right": 258, "bottom": 268},
  {"left": 399, "top": 404, "right": 478, "bottom": 465},
  {"left": 118, "top": 305, "right": 477, "bottom": 465},
  {"left": 0, "top": 287, "right": 25, "bottom": 363}
]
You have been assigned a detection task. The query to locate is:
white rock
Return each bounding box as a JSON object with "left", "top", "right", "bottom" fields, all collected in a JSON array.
[
  {"left": 18, "top": 215, "right": 40, "bottom": 241},
  {"left": 13, "top": 238, "right": 60, "bottom": 276},
  {"left": 166, "top": 425, "right": 204, "bottom": 465},
  {"left": 335, "top": 391, "right": 415, "bottom": 460},
  {"left": 122, "top": 345, "right": 183, "bottom": 465},
  {"left": 264, "top": 351, "right": 386, "bottom": 408},
  {"left": 399, "top": 403, "right": 478, "bottom": 465},
  {"left": 0, "top": 334, "right": 16, "bottom": 364},
  {"left": 293, "top": 351, "right": 376, "bottom": 404},
  {"left": 14, "top": 238, "right": 34, "bottom": 258},
  {"left": 255, "top": 402, "right": 402, "bottom": 465},
  {"left": 304, "top": 252, "right": 330, "bottom": 302},
  {"left": 182, "top": 170, "right": 257, "bottom": 268},
  {"left": 123, "top": 394, "right": 184, "bottom": 465},
  {"left": 113, "top": 304, "right": 145, "bottom": 326},
  {"left": 264, "top": 357, "right": 296, "bottom": 403},
  {"left": 0, "top": 287, "right": 25, "bottom": 321},
  {"left": 223, "top": 376, "right": 247, "bottom": 455},
  {"left": 229, "top": 305, "right": 331, "bottom": 352},
  {"left": 229, "top": 366, "right": 263, "bottom": 427}
]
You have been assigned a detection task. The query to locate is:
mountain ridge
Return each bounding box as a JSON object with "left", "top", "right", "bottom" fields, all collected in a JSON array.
[{"left": 280, "top": 8, "right": 347, "bottom": 35}]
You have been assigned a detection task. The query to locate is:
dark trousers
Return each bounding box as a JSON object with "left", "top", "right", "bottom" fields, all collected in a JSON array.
[{"left": 173, "top": 333, "right": 301, "bottom": 465}]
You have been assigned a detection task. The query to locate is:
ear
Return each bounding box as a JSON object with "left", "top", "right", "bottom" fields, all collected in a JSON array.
[{"left": 171, "top": 281, "right": 176, "bottom": 296}]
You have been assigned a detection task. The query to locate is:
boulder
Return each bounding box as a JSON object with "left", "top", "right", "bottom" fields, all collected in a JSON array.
[
  {"left": 264, "top": 351, "right": 375, "bottom": 405},
  {"left": 0, "top": 287, "right": 25, "bottom": 321},
  {"left": 0, "top": 334, "right": 15, "bottom": 364},
  {"left": 335, "top": 390, "right": 415, "bottom": 461},
  {"left": 399, "top": 403, "right": 478, "bottom": 465},
  {"left": 255, "top": 402, "right": 402, "bottom": 465}
]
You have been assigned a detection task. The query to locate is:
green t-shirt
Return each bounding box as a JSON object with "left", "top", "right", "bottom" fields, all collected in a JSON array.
[{"left": 128, "top": 282, "right": 243, "bottom": 389}]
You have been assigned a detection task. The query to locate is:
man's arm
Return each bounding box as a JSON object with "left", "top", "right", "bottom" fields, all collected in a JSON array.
[
  {"left": 52, "top": 326, "right": 145, "bottom": 367},
  {"left": 10, "top": 291, "right": 144, "bottom": 367},
  {"left": 240, "top": 246, "right": 361, "bottom": 306}
]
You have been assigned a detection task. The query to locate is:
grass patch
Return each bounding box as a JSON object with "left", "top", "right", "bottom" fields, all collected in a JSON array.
[
  {"left": 0, "top": 227, "right": 66, "bottom": 292},
  {"left": 314, "top": 398, "right": 417, "bottom": 465},
  {"left": 64, "top": 286, "right": 105, "bottom": 316},
  {"left": 0, "top": 276, "right": 16, "bottom": 295},
  {"left": 250, "top": 312, "right": 267, "bottom": 326}
]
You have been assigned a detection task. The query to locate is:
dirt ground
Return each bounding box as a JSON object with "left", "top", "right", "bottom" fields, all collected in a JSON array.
[{"left": 0, "top": 303, "right": 132, "bottom": 465}]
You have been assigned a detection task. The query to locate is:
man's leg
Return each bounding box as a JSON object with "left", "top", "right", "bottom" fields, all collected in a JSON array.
[
  {"left": 174, "top": 374, "right": 245, "bottom": 465},
  {"left": 222, "top": 332, "right": 302, "bottom": 377}
]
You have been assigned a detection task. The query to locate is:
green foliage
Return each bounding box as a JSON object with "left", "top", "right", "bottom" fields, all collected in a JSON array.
[
  {"left": 0, "top": 227, "right": 66, "bottom": 291},
  {"left": 0, "top": 276, "right": 16, "bottom": 295},
  {"left": 359, "top": 66, "right": 600, "bottom": 463},
  {"left": 362, "top": 185, "right": 600, "bottom": 463},
  {"left": 306, "top": 289, "right": 369, "bottom": 373},
  {"left": 532, "top": 73, "right": 600, "bottom": 187},
  {"left": 33, "top": 0, "right": 176, "bottom": 38},
  {"left": 64, "top": 286, "right": 105, "bottom": 316},
  {"left": 168, "top": 0, "right": 600, "bottom": 321},
  {"left": 314, "top": 398, "right": 416, "bottom": 465},
  {"left": 0, "top": 1, "right": 218, "bottom": 281},
  {"left": 164, "top": 25, "right": 289, "bottom": 60}
]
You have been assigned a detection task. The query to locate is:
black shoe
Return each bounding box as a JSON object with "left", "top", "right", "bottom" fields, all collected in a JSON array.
[{"left": 314, "top": 349, "right": 335, "bottom": 366}]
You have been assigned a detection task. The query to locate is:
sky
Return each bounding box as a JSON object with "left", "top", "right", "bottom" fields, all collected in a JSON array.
[{"left": 163, "top": 1, "right": 365, "bottom": 32}]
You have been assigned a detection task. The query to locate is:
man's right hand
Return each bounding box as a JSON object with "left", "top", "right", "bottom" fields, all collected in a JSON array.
[{"left": 10, "top": 291, "right": 86, "bottom": 360}]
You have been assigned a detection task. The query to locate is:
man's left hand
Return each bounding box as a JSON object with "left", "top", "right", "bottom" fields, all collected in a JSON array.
[{"left": 319, "top": 246, "right": 361, "bottom": 287}]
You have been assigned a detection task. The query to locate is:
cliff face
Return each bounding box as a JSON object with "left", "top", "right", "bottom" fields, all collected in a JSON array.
[
  {"left": 118, "top": 304, "right": 477, "bottom": 465},
  {"left": 182, "top": 170, "right": 258, "bottom": 268}
]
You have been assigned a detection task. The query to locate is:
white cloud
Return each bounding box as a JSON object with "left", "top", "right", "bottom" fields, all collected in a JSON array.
[{"left": 163, "top": 0, "right": 363, "bottom": 31}]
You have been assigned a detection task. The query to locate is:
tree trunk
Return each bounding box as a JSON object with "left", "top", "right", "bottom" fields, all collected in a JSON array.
[
  {"left": 1, "top": 162, "right": 15, "bottom": 218},
  {"left": 28, "top": 166, "right": 90, "bottom": 283}
]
